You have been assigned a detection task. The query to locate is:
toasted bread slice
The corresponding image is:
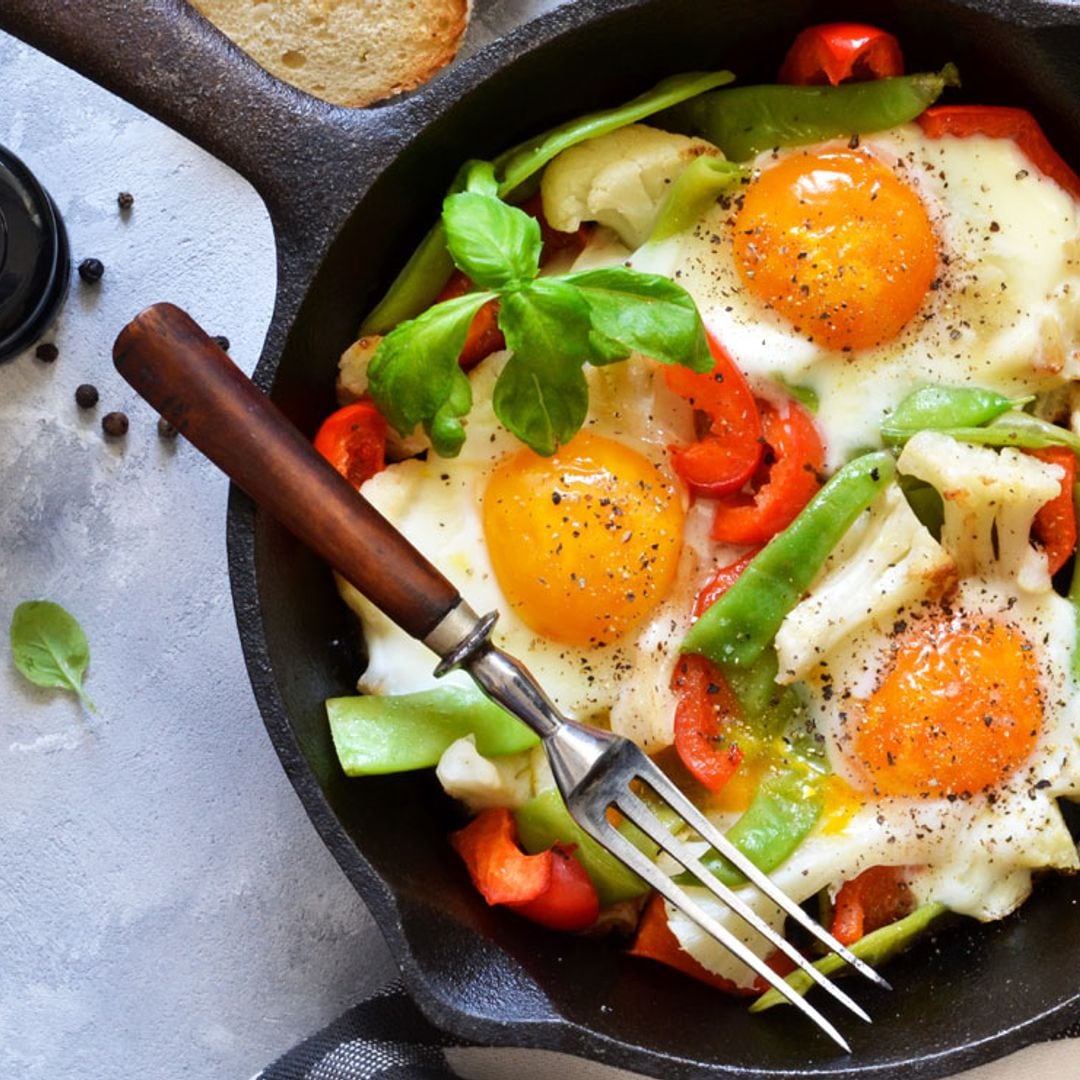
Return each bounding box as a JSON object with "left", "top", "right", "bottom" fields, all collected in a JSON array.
[{"left": 189, "top": 0, "right": 470, "bottom": 108}]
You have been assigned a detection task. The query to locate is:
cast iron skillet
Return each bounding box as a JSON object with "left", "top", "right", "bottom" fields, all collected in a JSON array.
[{"left": 8, "top": 1, "right": 1080, "bottom": 1075}]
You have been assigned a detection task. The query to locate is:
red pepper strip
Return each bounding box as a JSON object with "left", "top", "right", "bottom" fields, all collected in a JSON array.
[
  {"left": 778, "top": 23, "right": 904, "bottom": 86},
  {"left": 450, "top": 807, "right": 599, "bottom": 932},
  {"left": 313, "top": 401, "right": 388, "bottom": 489},
  {"left": 664, "top": 335, "right": 764, "bottom": 497},
  {"left": 1027, "top": 446, "right": 1078, "bottom": 575},
  {"left": 436, "top": 270, "right": 505, "bottom": 370},
  {"left": 917, "top": 106, "right": 1080, "bottom": 202},
  {"left": 628, "top": 894, "right": 749, "bottom": 994},
  {"left": 711, "top": 399, "right": 825, "bottom": 546},
  {"left": 692, "top": 548, "right": 761, "bottom": 618},
  {"left": 670, "top": 655, "right": 744, "bottom": 792},
  {"left": 830, "top": 865, "right": 916, "bottom": 946}
]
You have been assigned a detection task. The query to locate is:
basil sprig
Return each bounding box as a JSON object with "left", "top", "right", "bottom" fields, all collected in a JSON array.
[
  {"left": 367, "top": 188, "right": 711, "bottom": 457},
  {"left": 10, "top": 600, "right": 97, "bottom": 711}
]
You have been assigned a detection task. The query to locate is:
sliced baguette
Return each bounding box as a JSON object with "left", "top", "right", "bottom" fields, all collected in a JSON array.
[{"left": 189, "top": 0, "right": 471, "bottom": 108}]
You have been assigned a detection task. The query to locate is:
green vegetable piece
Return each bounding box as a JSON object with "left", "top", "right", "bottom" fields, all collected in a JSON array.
[
  {"left": 10, "top": 600, "right": 96, "bottom": 711},
  {"left": 723, "top": 647, "right": 806, "bottom": 741},
  {"left": 898, "top": 473, "right": 945, "bottom": 539},
  {"left": 648, "top": 156, "right": 747, "bottom": 243},
  {"left": 443, "top": 191, "right": 541, "bottom": 290},
  {"left": 366, "top": 290, "right": 494, "bottom": 457},
  {"left": 881, "top": 384, "right": 1024, "bottom": 443},
  {"left": 681, "top": 769, "right": 823, "bottom": 888},
  {"left": 565, "top": 267, "right": 713, "bottom": 371},
  {"left": 682, "top": 450, "right": 896, "bottom": 668},
  {"left": 667, "top": 65, "right": 959, "bottom": 163},
  {"left": 361, "top": 70, "right": 735, "bottom": 333},
  {"left": 493, "top": 70, "right": 737, "bottom": 199},
  {"left": 929, "top": 411, "right": 1080, "bottom": 455},
  {"left": 327, "top": 687, "right": 538, "bottom": 775},
  {"left": 750, "top": 902, "right": 948, "bottom": 1012},
  {"left": 515, "top": 787, "right": 649, "bottom": 905},
  {"left": 771, "top": 373, "right": 819, "bottom": 413}
]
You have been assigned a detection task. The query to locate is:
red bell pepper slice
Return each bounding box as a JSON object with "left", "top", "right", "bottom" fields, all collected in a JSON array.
[
  {"left": 436, "top": 270, "right": 505, "bottom": 370},
  {"left": 450, "top": 807, "right": 599, "bottom": 932},
  {"left": 917, "top": 106, "right": 1080, "bottom": 202},
  {"left": 830, "top": 865, "right": 915, "bottom": 945},
  {"left": 313, "top": 401, "right": 388, "bottom": 489},
  {"left": 711, "top": 399, "right": 825, "bottom": 546},
  {"left": 778, "top": 23, "right": 904, "bottom": 86},
  {"left": 664, "top": 335, "right": 764, "bottom": 497},
  {"left": 671, "top": 655, "right": 744, "bottom": 792},
  {"left": 692, "top": 549, "right": 760, "bottom": 618},
  {"left": 1027, "top": 446, "right": 1078, "bottom": 575}
]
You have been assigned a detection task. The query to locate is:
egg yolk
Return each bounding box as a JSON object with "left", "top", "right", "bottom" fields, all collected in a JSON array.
[
  {"left": 482, "top": 432, "right": 684, "bottom": 647},
  {"left": 849, "top": 613, "right": 1042, "bottom": 799},
  {"left": 733, "top": 149, "right": 938, "bottom": 352}
]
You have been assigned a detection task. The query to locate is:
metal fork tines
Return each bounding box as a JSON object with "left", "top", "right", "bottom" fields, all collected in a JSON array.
[{"left": 460, "top": 635, "right": 891, "bottom": 1053}]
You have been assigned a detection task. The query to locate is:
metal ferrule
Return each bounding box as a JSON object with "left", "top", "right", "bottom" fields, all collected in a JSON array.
[{"left": 423, "top": 600, "right": 499, "bottom": 677}]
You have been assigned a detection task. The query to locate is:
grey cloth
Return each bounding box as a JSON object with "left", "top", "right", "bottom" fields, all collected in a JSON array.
[{"left": 259, "top": 981, "right": 1080, "bottom": 1080}]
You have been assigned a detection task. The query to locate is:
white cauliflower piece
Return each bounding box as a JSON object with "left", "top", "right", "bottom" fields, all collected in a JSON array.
[
  {"left": 435, "top": 735, "right": 537, "bottom": 813},
  {"left": 337, "top": 333, "right": 380, "bottom": 403},
  {"left": 775, "top": 485, "right": 956, "bottom": 684},
  {"left": 897, "top": 431, "right": 1063, "bottom": 591},
  {"left": 540, "top": 123, "right": 722, "bottom": 249}
]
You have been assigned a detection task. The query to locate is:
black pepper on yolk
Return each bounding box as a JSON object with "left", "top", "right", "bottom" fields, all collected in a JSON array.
[
  {"left": 849, "top": 612, "right": 1043, "bottom": 799},
  {"left": 482, "top": 432, "right": 684, "bottom": 647},
  {"left": 733, "top": 149, "right": 938, "bottom": 352}
]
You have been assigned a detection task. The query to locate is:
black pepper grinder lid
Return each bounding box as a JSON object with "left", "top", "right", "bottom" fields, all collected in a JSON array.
[{"left": 0, "top": 145, "right": 69, "bottom": 361}]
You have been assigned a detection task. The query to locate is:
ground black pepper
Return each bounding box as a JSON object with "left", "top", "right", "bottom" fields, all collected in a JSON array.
[
  {"left": 102, "top": 411, "right": 128, "bottom": 437},
  {"left": 75, "top": 384, "right": 99, "bottom": 409},
  {"left": 35, "top": 343, "right": 58, "bottom": 362},
  {"left": 78, "top": 258, "right": 105, "bottom": 284}
]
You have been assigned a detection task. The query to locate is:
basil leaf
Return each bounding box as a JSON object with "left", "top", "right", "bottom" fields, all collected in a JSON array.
[
  {"left": 443, "top": 191, "right": 541, "bottom": 290},
  {"left": 493, "top": 279, "right": 594, "bottom": 455},
  {"left": 566, "top": 267, "right": 712, "bottom": 371},
  {"left": 367, "top": 290, "right": 495, "bottom": 456},
  {"left": 10, "top": 600, "right": 96, "bottom": 711}
]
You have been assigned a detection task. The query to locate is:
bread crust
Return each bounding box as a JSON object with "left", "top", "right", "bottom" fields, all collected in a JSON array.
[{"left": 189, "top": 0, "right": 471, "bottom": 108}]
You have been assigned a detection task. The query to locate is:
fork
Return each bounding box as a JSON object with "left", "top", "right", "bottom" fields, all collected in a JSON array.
[{"left": 115, "top": 303, "right": 889, "bottom": 1052}]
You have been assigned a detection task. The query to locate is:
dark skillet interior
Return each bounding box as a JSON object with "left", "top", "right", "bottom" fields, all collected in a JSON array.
[{"left": 231, "top": 0, "right": 1080, "bottom": 1076}]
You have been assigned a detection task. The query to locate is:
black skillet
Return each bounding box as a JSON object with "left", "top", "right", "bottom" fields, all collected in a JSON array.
[{"left": 7, "top": 0, "right": 1080, "bottom": 1075}]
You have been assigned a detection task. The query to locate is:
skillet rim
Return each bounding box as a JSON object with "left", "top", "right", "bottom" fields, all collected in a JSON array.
[{"left": 225, "top": 0, "right": 1080, "bottom": 1075}]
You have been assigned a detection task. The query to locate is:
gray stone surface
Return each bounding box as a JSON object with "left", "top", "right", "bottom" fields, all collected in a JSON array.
[{"left": 0, "top": 4, "right": 564, "bottom": 1077}]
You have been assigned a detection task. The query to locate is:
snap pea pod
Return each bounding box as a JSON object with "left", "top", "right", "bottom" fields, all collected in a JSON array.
[
  {"left": 361, "top": 69, "right": 736, "bottom": 334},
  {"left": 750, "top": 902, "right": 948, "bottom": 1012},
  {"left": 514, "top": 787, "right": 651, "bottom": 905},
  {"left": 682, "top": 450, "right": 896, "bottom": 669},
  {"left": 907, "top": 410, "right": 1080, "bottom": 455},
  {"left": 327, "top": 687, "right": 537, "bottom": 775},
  {"left": 881, "top": 384, "right": 1032, "bottom": 443},
  {"left": 664, "top": 64, "right": 959, "bottom": 163},
  {"left": 647, "top": 156, "right": 747, "bottom": 244},
  {"left": 680, "top": 768, "right": 825, "bottom": 889}
]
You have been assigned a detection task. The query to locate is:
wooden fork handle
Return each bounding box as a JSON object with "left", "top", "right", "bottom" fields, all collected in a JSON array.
[{"left": 113, "top": 302, "right": 462, "bottom": 641}]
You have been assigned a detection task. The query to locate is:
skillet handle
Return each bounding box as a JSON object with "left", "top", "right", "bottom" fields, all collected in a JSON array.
[{"left": 114, "top": 302, "right": 463, "bottom": 643}]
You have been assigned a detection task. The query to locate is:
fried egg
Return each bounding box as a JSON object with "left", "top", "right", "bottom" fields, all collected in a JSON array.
[
  {"left": 632, "top": 125, "right": 1080, "bottom": 466},
  {"left": 342, "top": 352, "right": 737, "bottom": 746}
]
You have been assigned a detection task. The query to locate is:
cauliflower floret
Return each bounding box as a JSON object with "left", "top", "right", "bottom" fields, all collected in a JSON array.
[
  {"left": 775, "top": 485, "right": 956, "bottom": 684},
  {"left": 435, "top": 736, "right": 552, "bottom": 813},
  {"left": 897, "top": 430, "right": 1063, "bottom": 591},
  {"left": 540, "top": 123, "right": 722, "bottom": 249}
]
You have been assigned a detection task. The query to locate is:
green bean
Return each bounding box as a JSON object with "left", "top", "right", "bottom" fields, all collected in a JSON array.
[
  {"left": 647, "top": 156, "right": 746, "bottom": 243},
  {"left": 682, "top": 451, "right": 896, "bottom": 668},
  {"left": 665, "top": 65, "right": 959, "bottom": 163},
  {"left": 881, "top": 384, "right": 1030, "bottom": 443}
]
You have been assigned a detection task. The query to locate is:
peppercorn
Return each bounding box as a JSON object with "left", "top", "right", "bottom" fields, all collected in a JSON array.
[
  {"left": 75, "top": 384, "right": 99, "bottom": 409},
  {"left": 157, "top": 416, "right": 179, "bottom": 439},
  {"left": 102, "top": 411, "right": 128, "bottom": 437},
  {"left": 35, "top": 343, "right": 59, "bottom": 362},
  {"left": 78, "top": 258, "right": 105, "bottom": 284},
  {"left": 211, "top": 335, "right": 230, "bottom": 352},
  {"left": 117, "top": 191, "right": 134, "bottom": 211}
]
